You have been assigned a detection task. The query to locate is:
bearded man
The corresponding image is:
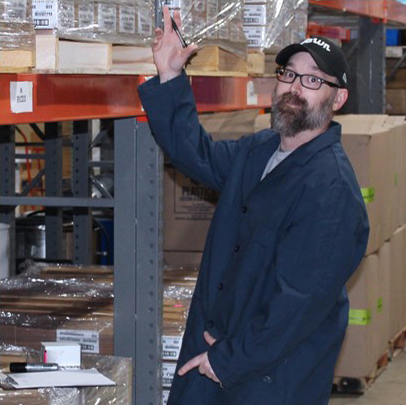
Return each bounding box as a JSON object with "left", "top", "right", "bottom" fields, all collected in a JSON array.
[{"left": 138, "top": 8, "right": 369, "bottom": 405}]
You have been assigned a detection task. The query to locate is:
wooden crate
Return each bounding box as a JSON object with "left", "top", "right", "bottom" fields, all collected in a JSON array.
[{"left": 186, "top": 45, "right": 248, "bottom": 77}]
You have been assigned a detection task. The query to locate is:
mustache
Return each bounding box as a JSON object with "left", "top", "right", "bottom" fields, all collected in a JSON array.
[{"left": 275, "top": 92, "right": 307, "bottom": 109}]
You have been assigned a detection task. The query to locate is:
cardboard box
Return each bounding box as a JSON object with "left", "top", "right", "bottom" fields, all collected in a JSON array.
[
  {"left": 164, "top": 109, "right": 260, "bottom": 255},
  {"left": 386, "top": 89, "right": 406, "bottom": 115},
  {"left": 385, "top": 116, "right": 406, "bottom": 227},
  {"left": 389, "top": 226, "right": 405, "bottom": 338},
  {"left": 334, "top": 253, "right": 381, "bottom": 378},
  {"left": 336, "top": 115, "right": 395, "bottom": 255}
]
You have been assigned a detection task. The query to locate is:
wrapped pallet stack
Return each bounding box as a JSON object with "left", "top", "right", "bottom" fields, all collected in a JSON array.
[
  {"left": 0, "top": 0, "right": 35, "bottom": 72},
  {"left": 0, "top": 262, "right": 114, "bottom": 356},
  {"left": 163, "top": 0, "right": 248, "bottom": 74},
  {"left": 242, "top": 0, "right": 308, "bottom": 74},
  {"left": 162, "top": 265, "right": 198, "bottom": 403}
]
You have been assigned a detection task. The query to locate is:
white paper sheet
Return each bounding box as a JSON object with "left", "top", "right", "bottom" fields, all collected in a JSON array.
[{"left": 5, "top": 368, "right": 115, "bottom": 389}]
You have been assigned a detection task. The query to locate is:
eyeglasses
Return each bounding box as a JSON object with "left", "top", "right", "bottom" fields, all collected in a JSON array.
[{"left": 275, "top": 68, "right": 342, "bottom": 90}]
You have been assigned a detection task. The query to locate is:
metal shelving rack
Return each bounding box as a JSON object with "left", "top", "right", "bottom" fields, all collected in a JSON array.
[{"left": 0, "top": 72, "right": 274, "bottom": 404}]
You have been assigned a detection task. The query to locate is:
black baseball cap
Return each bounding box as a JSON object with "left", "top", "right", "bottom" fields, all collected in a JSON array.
[{"left": 275, "top": 37, "right": 349, "bottom": 89}]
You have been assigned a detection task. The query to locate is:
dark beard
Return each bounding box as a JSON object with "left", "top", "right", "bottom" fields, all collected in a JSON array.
[{"left": 271, "top": 91, "right": 335, "bottom": 138}]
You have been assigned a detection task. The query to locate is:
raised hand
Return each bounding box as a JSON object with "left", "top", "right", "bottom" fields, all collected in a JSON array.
[{"left": 153, "top": 6, "right": 198, "bottom": 83}]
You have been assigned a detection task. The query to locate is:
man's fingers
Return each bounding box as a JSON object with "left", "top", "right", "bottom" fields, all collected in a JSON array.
[
  {"left": 178, "top": 354, "right": 202, "bottom": 376},
  {"left": 173, "top": 9, "right": 182, "bottom": 30},
  {"left": 162, "top": 6, "right": 172, "bottom": 34},
  {"left": 204, "top": 331, "right": 217, "bottom": 346}
]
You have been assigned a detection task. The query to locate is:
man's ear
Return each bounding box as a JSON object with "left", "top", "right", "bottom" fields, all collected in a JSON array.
[{"left": 332, "top": 88, "right": 349, "bottom": 111}]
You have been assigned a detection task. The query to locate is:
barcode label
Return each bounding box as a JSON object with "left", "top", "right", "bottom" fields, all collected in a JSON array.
[{"left": 57, "top": 329, "right": 100, "bottom": 354}]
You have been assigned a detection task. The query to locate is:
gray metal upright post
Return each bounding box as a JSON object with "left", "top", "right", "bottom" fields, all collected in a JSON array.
[
  {"left": 72, "top": 120, "right": 92, "bottom": 264},
  {"left": 114, "top": 117, "right": 163, "bottom": 405},
  {"left": 44, "top": 122, "right": 63, "bottom": 260},
  {"left": 343, "top": 16, "right": 385, "bottom": 113},
  {"left": 0, "top": 125, "right": 16, "bottom": 275}
]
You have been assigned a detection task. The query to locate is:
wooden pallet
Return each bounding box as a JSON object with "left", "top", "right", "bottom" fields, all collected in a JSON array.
[
  {"left": 186, "top": 45, "right": 248, "bottom": 77},
  {"left": 35, "top": 31, "right": 157, "bottom": 75},
  {"left": 389, "top": 327, "right": 406, "bottom": 359},
  {"left": 0, "top": 49, "right": 35, "bottom": 73},
  {"left": 333, "top": 350, "right": 390, "bottom": 394}
]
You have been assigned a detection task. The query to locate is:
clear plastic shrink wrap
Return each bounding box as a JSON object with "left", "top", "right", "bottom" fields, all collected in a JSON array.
[
  {"left": 0, "top": 0, "right": 35, "bottom": 51},
  {"left": 0, "top": 262, "right": 114, "bottom": 355},
  {"left": 243, "top": 0, "right": 308, "bottom": 50},
  {"left": 32, "top": 0, "right": 155, "bottom": 45},
  {"left": 162, "top": 0, "right": 247, "bottom": 59},
  {"left": 163, "top": 265, "right": 198, "bottom": 336},
  {"left": 0, "top": 345, "right": 132, "bottom": 404}
]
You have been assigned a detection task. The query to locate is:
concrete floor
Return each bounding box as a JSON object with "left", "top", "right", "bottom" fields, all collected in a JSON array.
[{"left": 329, "top": 351, "right": 406, "bottom": 404}]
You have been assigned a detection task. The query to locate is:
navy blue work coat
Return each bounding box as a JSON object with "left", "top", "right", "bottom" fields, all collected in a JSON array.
[{"left": 139, "top": 72, "right": 369, "bottom": 405}]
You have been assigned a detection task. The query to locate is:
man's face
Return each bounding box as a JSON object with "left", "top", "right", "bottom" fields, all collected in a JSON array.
[{"left": 272, "top": 52, "right": 341, "bottom": 138}]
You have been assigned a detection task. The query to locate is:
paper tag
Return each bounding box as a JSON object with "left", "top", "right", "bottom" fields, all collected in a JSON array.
[
  {"left": 4, "top": 0, "right": 27, "bottom": 21},
  {"left": 57, "top": 329, "right": 100, "bottom": 353},
  {"left": 32, "top": 0, "right": 58, "bottom": 29},
  {"left": 162, "top": 362, "right": 177, "bottom": 387},
  {"left": 162, "top": 335, "right": 183, "bottom": 360},
  {"left": 10, "top": 82, "right": 33, "bottom": 114},
  {"left": 119, "top": 5, "right": 135, "bottom": 34},
  {"left": 98, "top": 3, "right": 117, "bottom": 33},
  {"left": 247, "top": 81, "right": 258, "bottom": 106},
  {"left": 162, "top": 390, "right": 170, "bottom": 405},
  {"left": 243, "top": 5, "right": 267, "bottom": 26},
  {"left": 78, "top": 4, "right": 94, "bottom": 28},
  {"left": 138, "top": 6, "right": 152, "bottom": 36}
]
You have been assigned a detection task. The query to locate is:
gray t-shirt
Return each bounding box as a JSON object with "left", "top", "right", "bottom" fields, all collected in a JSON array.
[{"left": 261, "top": 145, "right": 293, "bottom": 180}]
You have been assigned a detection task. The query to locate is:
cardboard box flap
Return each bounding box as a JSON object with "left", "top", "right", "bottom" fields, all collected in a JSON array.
[{"left": 335, "top": 114, "right": 390, "bottom": 135}]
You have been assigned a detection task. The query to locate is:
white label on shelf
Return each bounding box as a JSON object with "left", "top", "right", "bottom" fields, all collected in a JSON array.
[
  {"left": 162, "top": 362, "right": 177, "bottom": 387},
  {"left": 247, "top": 80, "right": 258, "bottom": 106},
  {"left": 32, "top": 0, "right": 58, "bottom": 29},
  {"left": 162, "top": 335, "right": 183, "bottom": 360},
  {"left": 78, "top": 4, "right": 95, "bottom": 28},
  {"left": 119, "top": 5, "right": 136, "bottom": 34},
  {"left": 57, "top": 329, "right": 100, "bottom": 353},
  {"left": 98, "top": 3, "right": 117, "bottom": 33},
  {"left": 10, "top": 81, "right": 33, "bottom": 114},
  {"left": 4, "top": 0, "right": 27, "bottom": 21},
  {"left": 162, "top": 389, "right": 170, "bottom": 405}
]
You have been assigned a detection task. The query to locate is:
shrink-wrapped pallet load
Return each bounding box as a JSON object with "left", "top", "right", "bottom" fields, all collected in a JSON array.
[{"left": 0, "top": 0, "right": 35, "bottom": 71}]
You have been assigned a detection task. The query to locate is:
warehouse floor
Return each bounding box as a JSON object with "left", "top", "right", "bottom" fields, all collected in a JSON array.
[{"left": 329, "top": 351, "right": 406, "bottom": 404}]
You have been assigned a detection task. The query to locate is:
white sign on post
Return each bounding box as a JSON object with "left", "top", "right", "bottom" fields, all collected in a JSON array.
[{"left": 10, "top": 81, "right": 33, "bottom": 114}]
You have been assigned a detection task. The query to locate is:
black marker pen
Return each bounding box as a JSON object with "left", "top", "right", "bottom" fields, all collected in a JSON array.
[
  {"left": 10, "top": 363, "right": 59, "bottom": 372},
  {"left": 171, "top": 16, "right": 188, "bottom": 48}
]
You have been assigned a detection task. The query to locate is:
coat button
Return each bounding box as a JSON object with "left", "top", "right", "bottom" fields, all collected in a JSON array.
[
  {"left": 241, "top": 205, "right": 248, "bottom": 213},
  {"left": 263, "top": 375, "right": 273, "bottom": 384},
  {"left": 234, "top": 245, "right": 240, "bottom": 252},
  {"left": 218, "top": 283, "right": 223, "bottom": 290},
  {"left": 207, "top": 320, "right": 214, "bottom": 329}
]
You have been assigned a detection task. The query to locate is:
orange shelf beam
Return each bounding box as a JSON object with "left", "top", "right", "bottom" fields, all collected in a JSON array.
[
  {"left": 309, "top": 0, "right": 406, "bottom": 24},
  {"left": 0, "top": 74, "right": 275, "bottom": 125}
]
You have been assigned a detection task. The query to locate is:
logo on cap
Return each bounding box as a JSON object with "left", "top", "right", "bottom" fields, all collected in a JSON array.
[
  {"left": 343, "top": 73, "right": 347, "bottom": 84},
  {"left": 300, "top": 38, "right": 331, "bottom": 52}
]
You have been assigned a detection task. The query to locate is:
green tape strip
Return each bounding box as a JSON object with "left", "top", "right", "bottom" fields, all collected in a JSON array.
[
  {"left": 349, "top": 309, "right": 372, "bottom": 325},
  {"left": 377, "top": 298, "right": 383, "bottom": 313},
  {"left": 361, "top": 187, "right": 375, "bottom": 204}
]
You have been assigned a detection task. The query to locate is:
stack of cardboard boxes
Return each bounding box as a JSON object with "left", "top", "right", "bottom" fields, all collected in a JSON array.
[{"left": 333, "top": 115, "right": 406, "bottom": 388}]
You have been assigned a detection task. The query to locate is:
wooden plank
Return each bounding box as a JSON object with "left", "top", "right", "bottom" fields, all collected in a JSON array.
[
  {"left": 111, "top": 45, "right": 157, "bottom": 75},
  {"left": 247, "top": 51, "right": 265, "bottom": 76},
  {"left": 186, "top": 45, "right": 247, "bottom": 75},
  {"left": 0, "top": 49, "right": 34, "bottom": 73}
]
